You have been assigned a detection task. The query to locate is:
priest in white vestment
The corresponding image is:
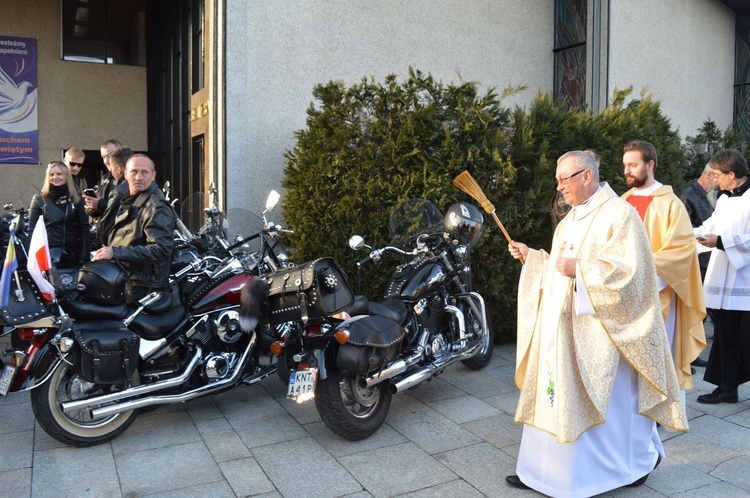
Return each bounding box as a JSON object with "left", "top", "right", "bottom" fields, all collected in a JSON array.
[{"left": 506, "top": 151, "right": 688, "bottom": 498}]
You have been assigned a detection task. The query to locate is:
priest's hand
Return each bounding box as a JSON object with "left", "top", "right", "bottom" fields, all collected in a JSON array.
[
  {"left": 555, "top": 256, "right": 576, "bottom": 277},
  {"left": 697, "top": 234, "right": 717, "bottom": 248},
  {"left": 508, "top": 241, "right": 528, "bottom": 261}
]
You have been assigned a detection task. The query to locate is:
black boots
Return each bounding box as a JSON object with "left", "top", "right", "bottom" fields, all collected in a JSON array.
[{"left": 697, "top": 387, "right": 738, "bottom": 404}]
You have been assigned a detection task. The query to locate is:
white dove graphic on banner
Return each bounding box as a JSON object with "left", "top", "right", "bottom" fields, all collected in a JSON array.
[{"left": 0, "top": 64, "right": 37, "bottom": 134}]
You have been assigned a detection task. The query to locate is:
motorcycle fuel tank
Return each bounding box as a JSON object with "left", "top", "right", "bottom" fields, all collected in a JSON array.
[
  {"left": 191, "top": 273, "right": 251, "bottom": 314},
  {"left": 385, "top": 261, "right": 446, "bottom": 301}
]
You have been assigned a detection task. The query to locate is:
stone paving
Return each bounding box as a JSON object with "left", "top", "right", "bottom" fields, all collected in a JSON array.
[{"left": 0, "top": 323, "right": 749, "bottom": 497}]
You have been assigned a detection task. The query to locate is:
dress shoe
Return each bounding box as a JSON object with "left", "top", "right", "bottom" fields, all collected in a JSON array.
[
  {"left": 697, "top": 387, "right": 738, "bottom": 404},
  {"left": 625, "top": 454, "right": 661, "bottom": 487},
  {"left": 505, "top": 475, "right": 530, "bottom": 490},
  {"left": 691, "top": 357, "right": 708, "bottom": 367}
]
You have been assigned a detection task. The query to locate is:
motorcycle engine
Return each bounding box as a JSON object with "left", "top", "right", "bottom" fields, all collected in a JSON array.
[
  {"left": 428, "top": 332, "right": 449, "bottom": 360},
  {"left": 203, "top": 352, "right": 237, "bottom": 380},
  {"left": 185, "top": 310, "right": 244, "bottom": 346},
  {"left": 414, "top": 295, "right": 445, "bottom": 334},
  {"left": 215, "top": 310, "right": 243, "bottom": 344}
]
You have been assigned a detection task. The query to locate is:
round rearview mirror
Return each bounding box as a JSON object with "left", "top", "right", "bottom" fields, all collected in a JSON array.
[
  {"left": 349, "top": 235, "right": 365, "bottom": 250},
  {"left": 265, "top": 190, "right": 281, "bottom": 212}
]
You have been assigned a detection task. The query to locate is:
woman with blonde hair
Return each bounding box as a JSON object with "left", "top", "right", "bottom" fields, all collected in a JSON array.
[{"left": 28, "top": 161, "right": 90, "bottom": 268}]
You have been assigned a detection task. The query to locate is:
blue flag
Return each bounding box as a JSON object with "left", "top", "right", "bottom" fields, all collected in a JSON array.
[{"left": 0, "top": 230, "right": 19, "bottom": 310}]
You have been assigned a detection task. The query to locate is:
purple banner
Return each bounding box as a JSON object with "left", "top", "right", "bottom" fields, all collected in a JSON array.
[{"left": 0, "top": 36, "right": 38, "bottom": 164}]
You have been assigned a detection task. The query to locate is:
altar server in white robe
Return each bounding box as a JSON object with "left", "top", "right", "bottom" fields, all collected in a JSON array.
[
  {"left": 506, "top": 150, "right": 688, "bottom": 498},
  {"left": 696, "top": 148, "right": 750, "bottom": 404}
]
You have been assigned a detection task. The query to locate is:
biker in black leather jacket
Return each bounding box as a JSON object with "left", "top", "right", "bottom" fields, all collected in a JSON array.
[
  {"left": 28, "top": 165, "right": 90, "bottom": 268},
  {"left": 97, "top": 156, "right": 175, "bottom": 303}
]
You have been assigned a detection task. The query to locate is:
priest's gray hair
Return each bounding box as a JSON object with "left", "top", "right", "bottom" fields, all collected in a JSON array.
[{"left": 557, "top": 150, "right": 600, "bottom": 182}]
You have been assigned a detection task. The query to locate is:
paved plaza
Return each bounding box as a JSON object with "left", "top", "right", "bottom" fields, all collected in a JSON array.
[{"left": 1, "top": 323, "right": 749, "bottom": 497}]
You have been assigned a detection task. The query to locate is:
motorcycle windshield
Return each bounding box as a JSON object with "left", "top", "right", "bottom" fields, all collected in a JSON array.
[
  {"left": 180, "top": 192, "right": 206, "bottom": 235},
  {"left": 389, "top": 199, "right": 444, "bottom": 242},
  {"left": 225, "top": 208, "right": 264, "bottom": 243}
]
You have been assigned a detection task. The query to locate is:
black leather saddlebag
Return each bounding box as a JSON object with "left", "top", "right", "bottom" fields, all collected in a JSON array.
[
  {"left": 265, "top": 257, "right": 354, "bottom": 325},
  {"left": 336, "top": 315, "right": 405, "bottom": 376},
  {"left": 0, "top": 270, "right": 50, "bottom": 326},
  {"left": 74, "top": 320, "right": 139, "bottom": 384}
]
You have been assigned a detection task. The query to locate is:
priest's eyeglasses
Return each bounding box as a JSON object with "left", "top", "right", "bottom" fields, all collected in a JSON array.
[{"left": 556, "top": 169, "right": 586, "bottom": 185}]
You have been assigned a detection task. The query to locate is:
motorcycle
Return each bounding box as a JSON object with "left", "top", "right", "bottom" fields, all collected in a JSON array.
[
  {"left": 258, "top": 198, "right": 493, "bottom": 440},
  {"left": 0, "top": 191, "right": 286, "bottom": 446}
]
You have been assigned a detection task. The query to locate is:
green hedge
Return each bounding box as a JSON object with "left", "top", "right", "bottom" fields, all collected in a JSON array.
[{"left": 282, "top": 70, "right": 694, "bottom": 344}]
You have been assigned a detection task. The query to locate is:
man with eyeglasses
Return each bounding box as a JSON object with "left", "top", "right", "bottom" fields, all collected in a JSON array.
[
  {"left": 506, "top": 150, "right": 687, "bottom": 496},
  {"left": 694, "top": 149, "right": 750, "bottom": 404},
  {"left": 63, "top": 146, "right": 88, "bottom": 196},
  {"left": 622, "top": 140, "right": 707, "bottom": 395}
]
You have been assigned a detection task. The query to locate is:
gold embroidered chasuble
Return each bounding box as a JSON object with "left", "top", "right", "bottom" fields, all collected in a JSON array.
[
  {"left": 622, "top": 185, "right": 707, "bottom": 389},
  {"left": 515, "top": 184, "right": 688, "bottom": 443}
]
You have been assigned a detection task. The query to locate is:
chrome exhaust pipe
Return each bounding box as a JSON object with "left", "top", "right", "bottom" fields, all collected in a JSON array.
[
  {"left": 62, "top": 346, "right": 204, "bottom": 414},
  {"left": 90, "top": 334, "right": 256, "bottom": 418},
  {"left": 389, "top": 326, "right": 489, "bottom": 395},
  {"left": 388, "top": 364, "right": 440, "bottom": 394},
  {"left": 358, "top": 351, "right": 421, "bottom": 388}
]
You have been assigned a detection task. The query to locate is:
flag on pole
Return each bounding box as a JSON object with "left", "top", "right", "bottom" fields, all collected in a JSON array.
[
  {"left": 0, "top": 230, "right": 19, "bottom": 310},
  {"left": 27, "top": 221, "right": 55, "bottom": 302}
]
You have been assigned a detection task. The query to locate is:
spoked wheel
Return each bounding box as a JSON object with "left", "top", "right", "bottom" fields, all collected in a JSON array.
[
  {"left": 315, "top": 369, "right": 391, "bottom": 441},
  {"left": 31, "top": 360, "right": 139, "bottom": 447},
  {"left": 461, "top": 302, "right": 494, "bottom": 370}
]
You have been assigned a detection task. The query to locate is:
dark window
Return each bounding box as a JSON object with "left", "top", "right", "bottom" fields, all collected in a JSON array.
[
  {"left": 192, "top": 134, "right": 205, "bottom": 195},
  {"left": 735, "top": 15, "right": 750, "bottom": 136},
  {"left": 62, "top": 0, "right": 147, "bottom": 66},
  {"left": 191, "top": 0, "right": 205, "bottom": 92},
  {"left": 554, "top": 0, "right": 587, "bottom": 108}
]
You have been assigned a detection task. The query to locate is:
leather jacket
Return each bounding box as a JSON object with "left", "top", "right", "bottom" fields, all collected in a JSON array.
[
  {"left": 98, "top": 180, "right": 129, "bottom": 247},
  {"left": 108, "top": 182, "right": 175, "bottom": 297},
  {"left": 28, "top": 189, "right": 90, "bottom": 267},
  {"left": 680, "top": 180, "right": 714, "bottom": 228}
]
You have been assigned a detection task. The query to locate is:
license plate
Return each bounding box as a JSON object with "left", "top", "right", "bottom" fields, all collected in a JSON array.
[
  {"left": 287, "top": 368, "right": 317, "bottom": 402},
  {"left": 0, "top": 365, "right": 16, "bottom": 396}
]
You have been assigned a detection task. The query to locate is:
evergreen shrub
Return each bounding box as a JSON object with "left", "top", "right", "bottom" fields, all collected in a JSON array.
[{"left": 282, "top": 71, "right": 689, "bottom": 343}]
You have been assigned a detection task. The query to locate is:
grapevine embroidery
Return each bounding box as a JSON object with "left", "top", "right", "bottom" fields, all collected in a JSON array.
[{"left": 547, "top": 377, "right": 555, "bottom": 407}]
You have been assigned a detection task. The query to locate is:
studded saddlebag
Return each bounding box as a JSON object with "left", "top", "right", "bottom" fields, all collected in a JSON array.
[
  {"left": 74, "top": 320, "right": 140, "bottom": 384},
  {"left": 336, "top": 315, "right": 405, "bottom": 376},
  {"left": 265, "top": 257, "right": 354, "bottom": 325}
]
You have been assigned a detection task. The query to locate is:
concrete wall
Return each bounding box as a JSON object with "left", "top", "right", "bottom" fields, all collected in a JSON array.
[
  {"left": 225, "top": 0, "right": 554, "bottom": 215},
  {"left": 608, "top": 0, "right": 735, "bottom": 139},
  {"left": 0, "top": 0, "right": 147, "bottom": 210}
]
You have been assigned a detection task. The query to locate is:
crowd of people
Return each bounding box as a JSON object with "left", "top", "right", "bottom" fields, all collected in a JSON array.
[
  {"left": 32, "top": 141, "right": 175, "bottom": 303},
  {"left": 506, "top": 143, "right": 749, "bottom": 497},
  {"left": 29, "top": 140, "right": 750, "bottom": 497}
]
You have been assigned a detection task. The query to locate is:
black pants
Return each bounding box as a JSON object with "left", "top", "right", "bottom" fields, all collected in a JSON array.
[{"left": 704, "top": 309, "right": 750, "bottom": 390}]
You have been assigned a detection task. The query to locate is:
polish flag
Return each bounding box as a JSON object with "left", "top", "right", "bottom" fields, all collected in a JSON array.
[{"left": 28, "top": 222, "right": 56, "bottom": 302}]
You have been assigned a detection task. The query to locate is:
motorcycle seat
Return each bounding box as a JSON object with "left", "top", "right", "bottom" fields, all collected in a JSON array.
[
  {"left": 129, "top": 305, "right": 187, "bottom": 341},
  {"left": 61, "top": 300, "right": 129, "bottom": 321},
  {"left": 347, "top": 296, "right": 406, "bottom": 324}
]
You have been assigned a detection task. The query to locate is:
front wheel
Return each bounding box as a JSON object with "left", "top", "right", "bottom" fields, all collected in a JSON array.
[
  {"left": 314, "top": 369, "right": 391, "bottom": 441},
  {"left": 461, "top": 305, "right": 494, "bottom": 370},
  {"left": 31, "top": 360, "right": 139, "bottom": 447}
]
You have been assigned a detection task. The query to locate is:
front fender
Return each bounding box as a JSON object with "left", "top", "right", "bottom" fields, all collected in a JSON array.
[{"left": 13, "top": 343, "right": 67, "bottom": 392}]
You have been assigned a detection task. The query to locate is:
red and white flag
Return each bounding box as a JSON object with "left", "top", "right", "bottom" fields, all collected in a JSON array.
[{"left": 28, "top": 221, "right": 56, "bottom": 302}]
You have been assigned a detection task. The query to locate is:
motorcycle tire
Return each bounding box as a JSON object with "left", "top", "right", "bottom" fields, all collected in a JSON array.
[
  {"left": 461, "top": 306, "right": 494, "bottom": 370},
  {"left": 31, "top": 360, "right": 139, "bottom": 447},
  {"left": 315, "top": 368, "right": 391, "bottom": 441}
]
